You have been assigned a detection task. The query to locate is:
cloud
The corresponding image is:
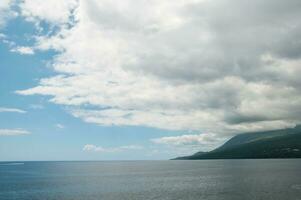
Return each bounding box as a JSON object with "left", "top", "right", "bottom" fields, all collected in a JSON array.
[
  {"left": 10, "top": 46, "right": 34, "bottom": 55},
  {"left": 55, "top": 123, "right": 64, "bottom": 129},
  {"left": 29, "top": 104, "right": 44, "bottom": 110},
  {"left": 13, "top": 0, "right": 301, "bottom": 140},
  {"left": 83, "top": 144, "right": 143, "bottom": 153},
  {"left": 151, "top": 132, "right": 225, "bottom": 151},
  {"left": 0, "top": 107, "right": 26, "bottom": 113},
  {"left": 0, "top": 129, "right": 30, "bottom": 136},
  {"left": 20, "top": 0, "right": 77, "bottom": 25},
  {"left": 152, "top": 133, "right": 219, "bottom": 146},
  {"left": 0, "top": 0, "right": 16, "bottom": 28}
]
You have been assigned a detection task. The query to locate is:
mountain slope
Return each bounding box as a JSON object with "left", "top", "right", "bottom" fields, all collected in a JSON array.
[
  {"left": 216, "top": 125, "right": 301, "bottom": 151},
  {"left": 175, "top": 125, "right": 301, "bottom": 160}
]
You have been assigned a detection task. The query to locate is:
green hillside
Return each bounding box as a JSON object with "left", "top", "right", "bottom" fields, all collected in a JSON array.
[{"left": 175, "top": 125, "right": 301, "bottom": 160}]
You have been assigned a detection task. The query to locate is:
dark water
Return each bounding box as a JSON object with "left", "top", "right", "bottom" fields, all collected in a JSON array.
[{"left": 1, "top": 160, "right": 301, "bottom": 200}]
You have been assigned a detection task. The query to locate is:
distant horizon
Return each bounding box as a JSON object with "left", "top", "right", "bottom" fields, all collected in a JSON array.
[{"left": 2, "top": 158, "right": 301, "bottom": 162}]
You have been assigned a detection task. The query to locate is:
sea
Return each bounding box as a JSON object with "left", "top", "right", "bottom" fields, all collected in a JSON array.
[{"left": 0, "top": 159, "right": 301, "bottom": 200}]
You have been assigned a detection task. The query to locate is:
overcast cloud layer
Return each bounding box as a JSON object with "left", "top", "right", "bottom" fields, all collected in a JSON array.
[{"left": 3, "top": 0, "right": 301, "bottom": 143}]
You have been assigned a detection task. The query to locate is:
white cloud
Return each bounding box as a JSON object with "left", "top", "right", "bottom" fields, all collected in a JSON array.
[
  {"left": 152, "top": 133, "right": 219, "bottom": 146},
  {"left": 20, "top": 0, "right": 77, "bottom": 25},
  {"left": 151, "top": 132, "right": 225, "bottom": 152},
  {"left": 14, "top": 0, "right": 301, "bottom": 141},
  {"left": 0, "top": 107, "right": 26, "bottom": 113},
  {"left": 10, "top": 46, "right": 34, "bottom": 55},
  {"left": 0, "top": 33, "right": 6, "bottom": 39},
  {"left": 83, "top": 144, "right": 143, "bottom": 153},
  {"left": 55, "top": 123, "right": 64, "bottom": 129},
  {"left": 29, "top": 104, "right": 44, "bottom": 110},
  {"left": 0, "top": 0, "right": 16, "bottom": 28},
  {"left": 0, "top": 129, "right": 30, "bottom": 136}
]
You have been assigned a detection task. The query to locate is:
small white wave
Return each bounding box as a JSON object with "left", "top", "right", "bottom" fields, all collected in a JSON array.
[{"left": 0, "top": 162, "right": 24, "bottom": 166}]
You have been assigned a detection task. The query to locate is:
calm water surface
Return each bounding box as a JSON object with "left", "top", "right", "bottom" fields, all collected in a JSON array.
[{"left": 0, "top": 159, "right": 301, "bottom": 200}]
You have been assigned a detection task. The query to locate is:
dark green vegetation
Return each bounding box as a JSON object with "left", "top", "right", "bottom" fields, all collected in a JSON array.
[{"left": 175, "top": 125, "right": 301, "bottom": 160}]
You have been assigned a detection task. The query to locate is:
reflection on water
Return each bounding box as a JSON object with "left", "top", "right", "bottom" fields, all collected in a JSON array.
[{"left": 0, "top": 159, "right": 301, "bottom": 200}]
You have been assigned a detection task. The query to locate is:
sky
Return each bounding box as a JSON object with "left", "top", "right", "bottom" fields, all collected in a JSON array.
[{"left": 1, "top": 0, "right": 301, "bottom": 161}]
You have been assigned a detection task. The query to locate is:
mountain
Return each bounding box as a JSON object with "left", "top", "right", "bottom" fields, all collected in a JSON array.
[{"left": 175, "top": 125, "right": 301, "bottom": 160}]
